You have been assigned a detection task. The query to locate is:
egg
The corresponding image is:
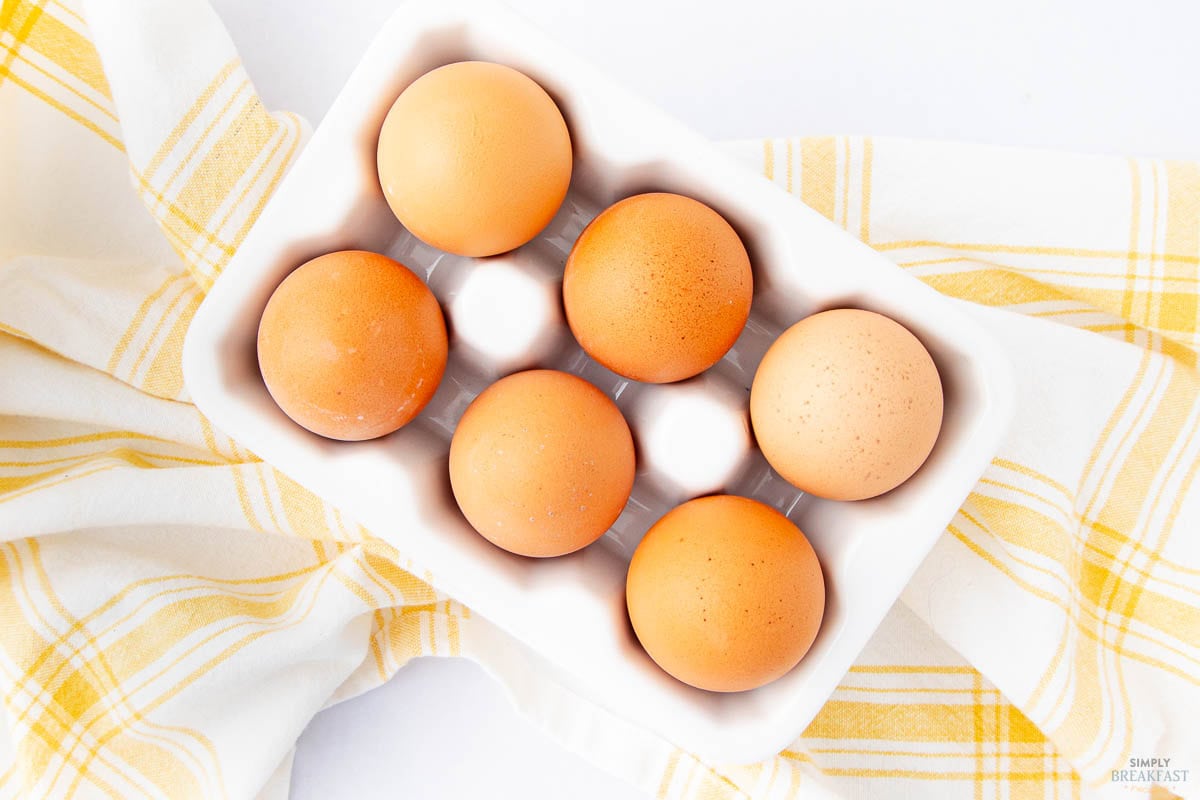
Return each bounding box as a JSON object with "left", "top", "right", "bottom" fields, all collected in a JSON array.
[
  {"left": 563, "top": 193, "right": 753, "bottom": 383},
  {"left": 376, "top": 61, "right": 572, "bottom": 257},
  {"left": 449, "top": 369, "right": 635, "bottom": 557},
  {"left": 750, "top": 308, "right": 944, "bottom": 501},
  {"left": 257, "top": 250, "right": 447, "bottom": 441},
  {"left": 626, "top": 495, "right": 825, "bottom": 692}
]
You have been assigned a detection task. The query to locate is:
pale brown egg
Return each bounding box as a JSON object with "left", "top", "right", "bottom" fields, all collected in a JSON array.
[
  {"left": 563, "top": 193, "right": 753, "bottom": 383},
  {"left": 750, "top": 308, "right": 944, "bottom": 501},
  {"left": 626, "top": 495, "right": 825, "bottom": 692},
  {"left": 377, "top": 61, "right": 572, "bottom": 257},
  {"left": 449, "top": 370, "right": 635, "bottom": 557},
  {"left": 257, "top": 250, "right": 447, "bottom": 441}
]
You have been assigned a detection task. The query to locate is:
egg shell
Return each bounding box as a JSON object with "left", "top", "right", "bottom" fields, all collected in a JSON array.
[
  {"left": 257, "top": 250, "right": 447, "bottom": 441},
  {"left": 750, "top": 308, "right": 944, "bottom": 501},
  {"left": 563, "top": 193, "right": 753, "bottom": 383},
  {"left": 376, "top": 61, "right": 572, "bottom": 257},
  {"left": 449, "top": 369, "right": 636, "bottom": 558},
  {"left": 626, "top": 495, "right": 825, "bottom": 693}
]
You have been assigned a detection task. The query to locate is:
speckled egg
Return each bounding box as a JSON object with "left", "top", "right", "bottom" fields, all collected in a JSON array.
[
  {"left": 563, "top": 193, "right": 752, "bottom": 383},
  {"left": 449, "top": 369, "right": 635, "bottom": 557},
  {"left": 625, "top": 495, "right": 825, "bottom": 692},
  {"left": 750, "top": 308, "right": 944, "bottom": 501},
  {"left": 257, "top": 250, "right": 447, "bottom": 441},
  {"left": 377, "top": 61, "right": 572, "bottom": 257}
]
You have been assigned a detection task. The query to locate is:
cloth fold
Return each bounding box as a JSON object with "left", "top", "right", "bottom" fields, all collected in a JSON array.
[{"left": 1, "top": 1, "right": 1197, "bottom": 798}]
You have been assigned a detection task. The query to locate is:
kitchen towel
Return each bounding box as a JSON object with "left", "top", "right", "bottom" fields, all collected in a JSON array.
[{"left": 1, "top": 1, "right": 1197, "bottom": 798}]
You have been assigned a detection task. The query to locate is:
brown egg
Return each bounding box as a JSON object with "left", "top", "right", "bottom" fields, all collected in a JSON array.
[
  {"left": 563, "top": 193, "right": 753, "bottom": 383},
  {"left": 449, "top": 370, "right": 635, "bottom": 557},
  {"left": 626, "top": 495, "right": 825, "bottom": 692},
  {"left": 257, "top": 250, "right": 447, "bottom": 441},
  {"left": 377, "top": 61, "right": 572, "bottom": 257},
  {"left": 750, "top": 308, "right": 944, "bottom": 501}
]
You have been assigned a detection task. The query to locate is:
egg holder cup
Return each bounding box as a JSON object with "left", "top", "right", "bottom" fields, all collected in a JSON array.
[{"left": 183, "top": 0, "right": 1015, "bottom": 764}]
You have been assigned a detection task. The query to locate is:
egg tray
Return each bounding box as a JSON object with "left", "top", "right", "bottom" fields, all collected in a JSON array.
[{"left": 182, "top": 0, "right": 1014, "bottom": 764}]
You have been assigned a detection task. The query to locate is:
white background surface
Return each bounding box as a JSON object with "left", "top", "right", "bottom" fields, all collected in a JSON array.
[{"left": 208, "top": 1, "right": 1200, "bottom": 798}]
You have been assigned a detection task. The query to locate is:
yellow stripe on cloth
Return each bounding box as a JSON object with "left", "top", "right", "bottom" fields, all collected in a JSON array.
[
  {"left": 0, "top": 0, "right": 120, "bottom": 148},
  {"left": 864, "top": 155, "right": 1200, "bottom": 370}
]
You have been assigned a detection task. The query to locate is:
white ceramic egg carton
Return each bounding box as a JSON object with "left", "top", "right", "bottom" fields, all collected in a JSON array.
[{"left": 183, "top": 0, "right": 1014, "bottom": 763}]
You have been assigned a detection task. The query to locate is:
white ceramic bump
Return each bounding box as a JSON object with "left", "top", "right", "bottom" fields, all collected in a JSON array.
[
  {"left": 630, "top": 373, "right": 752, "bottom": 504},
  {"left": 182, "top": 0, "right": 1015, "bottom": 764},
  {"left": 438, "top": 249, "right": 566, "bottom": 377}
]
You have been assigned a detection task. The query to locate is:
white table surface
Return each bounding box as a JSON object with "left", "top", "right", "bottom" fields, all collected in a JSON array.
[{"left": 209, "top": 2, "right": 1200, "bottom": 798}]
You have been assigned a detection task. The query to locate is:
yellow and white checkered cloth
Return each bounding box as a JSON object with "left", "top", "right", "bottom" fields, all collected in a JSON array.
[{"left": 2, "top": 1, "right": 1198, "bottom": 798}]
